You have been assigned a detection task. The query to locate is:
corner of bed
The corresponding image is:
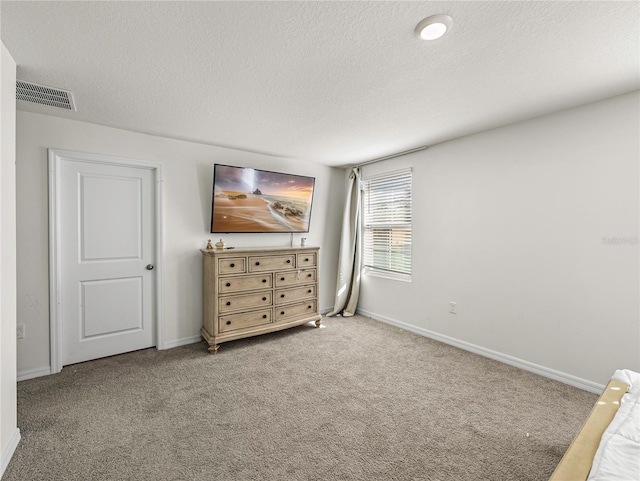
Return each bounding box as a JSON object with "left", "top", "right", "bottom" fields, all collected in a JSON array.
[{"left": 549, "top": 369, "right": 639, "bottom": 481}]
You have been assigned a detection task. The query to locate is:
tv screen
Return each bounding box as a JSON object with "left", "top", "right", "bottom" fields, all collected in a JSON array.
[{"left": 211, "top": 164, "right": 315, "bottom": 233}]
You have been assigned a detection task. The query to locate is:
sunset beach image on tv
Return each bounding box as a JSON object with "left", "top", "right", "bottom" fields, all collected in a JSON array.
[{"left": 211, "top": 164, "right": 315, "bottom": 233}]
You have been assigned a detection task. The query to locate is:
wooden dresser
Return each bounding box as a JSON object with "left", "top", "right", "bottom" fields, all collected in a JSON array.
[{"left": 201, "top": 246, "right": 321, "bottom": 354}]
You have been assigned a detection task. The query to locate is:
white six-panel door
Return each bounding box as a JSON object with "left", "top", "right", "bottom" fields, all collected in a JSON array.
[{"left": 50, "top": 150, "right": 159, "bottom": 367}]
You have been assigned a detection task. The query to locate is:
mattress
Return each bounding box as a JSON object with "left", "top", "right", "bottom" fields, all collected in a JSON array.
[{"left": 586, "top": 369, "right": 640, "bottom": 481}]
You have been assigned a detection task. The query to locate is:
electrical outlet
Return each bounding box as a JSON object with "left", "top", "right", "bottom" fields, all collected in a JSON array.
[
  {"left": 449, "top": 301, "right": 457, "bottom": 314},
  {"left": 16, "top": 324, "right": 25, "bottom": 339}
]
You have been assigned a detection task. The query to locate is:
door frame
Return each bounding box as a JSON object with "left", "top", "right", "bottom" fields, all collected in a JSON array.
[{"left": 48, "top": 149, "right": 165, "bottom": 373}]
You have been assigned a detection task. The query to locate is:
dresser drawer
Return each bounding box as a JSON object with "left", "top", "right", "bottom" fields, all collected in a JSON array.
[
  {"left": 219, "top": 274, "right": 272, "bottom": 293},
  {"left": 275, "top": 268, "right": 316, "bottom": 287},
  {"left": 275, "top": 285, "right": 316, "bottom": 305},
  {"left": 219, "top": 309, "right": 272, "bottom": 333},
  {"left": 275, "top": 300, "right": 317, "bottom": 321},
  {"left": 248, "top": 255, "right": 295, "bottom": 272},
  {"left": 297, "top": 253, "right": 317, "bottom": 268},
  {"left": 218, "top": 257, "right": 246, "bottom": 275},
  {"left": 219, "top": 292, "right": 272, "bottom": 313}
]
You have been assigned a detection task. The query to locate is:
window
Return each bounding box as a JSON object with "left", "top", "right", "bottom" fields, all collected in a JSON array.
[{"left": 362, "top": 168, "right": 412, "bottom": 281}]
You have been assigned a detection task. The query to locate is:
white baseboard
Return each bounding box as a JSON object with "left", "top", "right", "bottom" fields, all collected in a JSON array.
[
  {"left": 0, "top": 428, "right": 21, "bottom": 478},
  {"left": 17, "top": 365, "right": 52, "bottom": 382},
  {"left": 19, "top": 337, "right": 205, "bottom": 377},
  {"left": 160, "top": 335, "right": 202, "bottom": 350},
  {"left": 356, "top": 308, "right": 605, "bottom": 394}
]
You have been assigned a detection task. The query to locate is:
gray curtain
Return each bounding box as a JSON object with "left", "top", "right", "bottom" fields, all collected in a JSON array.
[{"left": 327, "top": 167, "right": 362, "bottom": 317}]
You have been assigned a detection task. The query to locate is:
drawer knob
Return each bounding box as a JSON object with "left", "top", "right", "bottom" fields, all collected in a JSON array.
[
  {"left": 226, "top": 320, "right": 231, "bottom": 325},
  {"left": 255, "top": 261, "right": 260, "bottom": 266},
  {"left": 262, "top": 297, "right": 267, "bottom": 301},
  {"left": 305, "top": 258, "right": 309, "bottom": 262},
  {"left": 307, "top": 274, "right": 312, "bottom": 277},
  {"left": 262, "top": 314, "right": 267, "bottom": 319},
  {"left": 280, "top": 294, "right": 285, "bottom": 298},
  {"left": 308, "top": 305, "right": 312, "bottom": 309},
  {"left": 280, "top": 277, "right": 285, "bottom": 281},
  {"left": 226, "top": 282, "right": 231, "bottom": 287},
  {"left": 226, "top": 301, "right": 231, "bottom": 306},
  {"left": 262, "top": 279, "right": 267, "bottom": 283},
  {"left": 230, "top": 263, "right": 235, "bottom": 268},
  {"left": 308, "top": 289, "right": 312, "bottom": 294},
  {"left": 280, "top": 311, "right": 285, "bottom": 315},
  {"left": 286, "top": 259, "right": 291, "bottom": 264}
]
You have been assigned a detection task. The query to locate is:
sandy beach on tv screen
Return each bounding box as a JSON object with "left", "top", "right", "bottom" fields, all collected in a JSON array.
[{"left": 212, "top": 194, "right": 306, "bottom": 232}]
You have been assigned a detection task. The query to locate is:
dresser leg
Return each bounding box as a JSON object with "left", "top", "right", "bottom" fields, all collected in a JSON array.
[
  {"left": 315, "top": 318, "right": 321, "bottom": 328},
  {"left": 208, "top": 343, "right": 220, "bottom": 355}
]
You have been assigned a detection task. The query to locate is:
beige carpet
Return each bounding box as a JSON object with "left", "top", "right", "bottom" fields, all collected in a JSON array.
[{"left": 4, "top": 315, "right": 596, "bottom": 481}]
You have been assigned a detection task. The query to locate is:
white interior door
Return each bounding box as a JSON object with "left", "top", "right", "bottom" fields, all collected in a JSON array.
[{"left": 55, "top": 153, "right": 157, "bottom": 366}]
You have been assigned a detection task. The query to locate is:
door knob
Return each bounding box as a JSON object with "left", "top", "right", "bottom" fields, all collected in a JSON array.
[{"left": 146, "top": 264, "right": 154, "bottom": 270}]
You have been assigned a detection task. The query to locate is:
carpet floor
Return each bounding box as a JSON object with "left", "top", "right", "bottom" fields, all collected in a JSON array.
[{"left": 4, "top": 315, "right": 596, "bottom": 481}]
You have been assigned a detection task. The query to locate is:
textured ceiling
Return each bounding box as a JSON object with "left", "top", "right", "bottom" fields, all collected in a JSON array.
[{"left": 1, "top": 1, "right": 639, "bottom": 166}]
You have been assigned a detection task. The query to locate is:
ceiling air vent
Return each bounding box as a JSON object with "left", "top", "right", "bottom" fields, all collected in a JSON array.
[{"left": 16, "top": 80, "right": 76, "bottom": 111}]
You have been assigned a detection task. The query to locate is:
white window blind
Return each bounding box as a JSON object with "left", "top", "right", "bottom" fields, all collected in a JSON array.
[{"left": 362, "top": 168, "right": 412, "bottom": 279}]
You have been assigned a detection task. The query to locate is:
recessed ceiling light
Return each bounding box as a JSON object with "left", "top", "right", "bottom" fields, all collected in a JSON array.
[{"left": 415, "top": 14, "right": 453, "bottom": 41}]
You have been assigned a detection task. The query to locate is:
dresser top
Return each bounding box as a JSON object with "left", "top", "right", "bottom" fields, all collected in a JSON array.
[{"left": 201, "top": 245, "right": 319, "bottom": 257}]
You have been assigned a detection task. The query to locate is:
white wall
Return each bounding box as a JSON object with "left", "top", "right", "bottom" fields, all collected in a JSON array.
[
  {"left": 15, "top": 111, "right": 344, "bottom": 376},
  {"left": 1, "top": 42, "right": 20, "bottom": 478},
  {"left": 359, "top": 91, "right": 640, "bottom": 388}
]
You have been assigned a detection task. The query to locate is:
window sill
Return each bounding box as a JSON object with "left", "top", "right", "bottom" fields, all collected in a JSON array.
[{"left": 363, "top": 267, "right": 412, "bottom": 283}]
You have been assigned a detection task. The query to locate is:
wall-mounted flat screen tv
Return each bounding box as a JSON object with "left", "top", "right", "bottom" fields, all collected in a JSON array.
[{"left": 211, "top": 164, "right": 316, "bottom": 233}]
